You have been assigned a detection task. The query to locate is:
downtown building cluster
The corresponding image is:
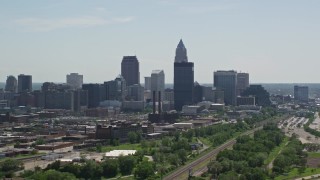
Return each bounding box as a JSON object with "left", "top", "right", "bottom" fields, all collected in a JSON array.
[{"left": 0, "top": 40, "right": 275, "bottom": 117}]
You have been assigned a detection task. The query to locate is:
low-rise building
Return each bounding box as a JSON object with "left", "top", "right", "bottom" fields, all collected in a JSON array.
[{"left": 104, "top": 150, "right": 136, "bottom": 158}]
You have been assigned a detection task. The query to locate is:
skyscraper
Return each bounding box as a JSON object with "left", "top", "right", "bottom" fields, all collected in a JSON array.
[
  {"left": 82, "top": 83, "right": 105, "bottom": 108},
  {"left": 5, "top": 75, "right": 17, "bottom": 93},
  {"left": 237, "top": 73, "right": 249, "bottom": 96},
  {"left": 151, "top": 70, "right": 165, "bottom": 102},
  {"left": 104, "top": 75, "right": 127, "bottom": 101},
  {"left": 121, "top": 56, "right": 140, "bottom": 86},
  {"left": 144, "top": 77, "right": 151, "bottom": 90},
  {"left": 174, "top": 39, "right": 194, "bottom": 111},
  {"left": 175, "top": 39, "right": 188, "bottom": 63},
  {"left": 66, "top": 73, "right": 83, "bottom": 89},
  {"left": 18, "top": 74, "right": 32, "bottom": 93},
  {"left": 214, "top": 70, "right": 237, "bottom": 106},
  {"left": 294, "top": 85, "right": 309, "bottom": 102}
]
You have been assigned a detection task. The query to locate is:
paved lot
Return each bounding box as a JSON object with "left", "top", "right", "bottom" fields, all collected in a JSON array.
[{"left": 279, "top": 116, "right": 320, "bottom": 144}]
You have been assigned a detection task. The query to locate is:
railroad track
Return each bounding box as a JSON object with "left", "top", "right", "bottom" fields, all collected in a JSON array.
[{"left": 164, "top": 128, "right": 260, "bottom": 180}]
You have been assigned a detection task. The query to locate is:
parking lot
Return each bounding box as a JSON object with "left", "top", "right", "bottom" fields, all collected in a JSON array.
[{"left": 279, "top": 116, "right": 320, "bottom": 144}]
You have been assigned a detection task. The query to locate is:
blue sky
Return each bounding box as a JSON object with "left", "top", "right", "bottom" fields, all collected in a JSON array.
[{"left": 0, "top": 0, "right": 320, "bottom": 83}]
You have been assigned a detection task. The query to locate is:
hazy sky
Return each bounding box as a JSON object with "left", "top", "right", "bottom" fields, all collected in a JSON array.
[{"left": 1, "top": 0, "right": 320, "bottom": 84}]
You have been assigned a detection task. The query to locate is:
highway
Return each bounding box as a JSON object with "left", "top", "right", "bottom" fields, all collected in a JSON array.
[{"left": 163, "top": 128, "right": 260, "bottom": 180}]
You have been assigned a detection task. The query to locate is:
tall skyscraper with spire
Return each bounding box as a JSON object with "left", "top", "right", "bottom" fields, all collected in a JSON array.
[
  {"left": 174, "top": 39, "right": 194, "bottom": 111},
  {"left": 175, "top": 39, "right": 188, "bottom": 63}
]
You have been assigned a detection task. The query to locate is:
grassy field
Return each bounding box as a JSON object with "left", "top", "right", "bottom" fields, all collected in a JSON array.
[
  {"left": 275, "top": 168, "right": 320, "bottom": 180},
  {"left": 0, "top": 153, "right": 46, "bottom": 162},
  {"left": 101, "top": 143, "right": 142, "bottom": 152},
  {"left": 308, "top": 152, "right": 320, "bottom": 158},
  {"left": 264, "top": 137, "right": 289, "bottom": 166},
  {"left": 199, "top": 137, "right": 211, "bottom": 146}
]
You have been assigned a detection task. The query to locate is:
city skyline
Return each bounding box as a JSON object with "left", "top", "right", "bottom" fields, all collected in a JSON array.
[{"left": 1, "top": 0, "right": 320, "bottom": 83}]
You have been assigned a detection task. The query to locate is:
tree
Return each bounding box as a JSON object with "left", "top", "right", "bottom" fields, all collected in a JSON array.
[
  {"left": 118, "top": 155, "right": 136, "bottom": 175},
  {"left": 136, "top": 131, "right": 142, "bottom": 143},
  {"left": 219, "top": 171, "right": 238, "bottom": 180},
  {"left": 30, "top": 169, "right": 77, "bottom": 180},
  {"left": 134, "top": 161, "right": 155, "bottom": 180},
  {"left": 60, "top": 163, "right": 81, "bottom": 178},
  {"left": 167, "top": 154, "right": 180, "bottom": 166},
  {"left": 35, "top": 137, "right": 45, "bottom": 145},
  {"left": 80, "top": 160, "right": 102, "bottom": 179},
  {"left": 177, "top": 149, "right": 188, "bottom": 165},
  {"left": 101, "top": 159, "right": 119, "bottom": 178},
  {"left": 96, "top": 143, "right": 102, "bottom": 152},
  {"left": 45, "top": 160, "right": 61, "bottom": 171},
  {"left": 0, "top": 159, "right": 23, "bottom": 178},
  {"left": 128, "top": 132, "right": 138, "bottom": 144},
  {"left": 161, "top": 137, "right": 172, "bottom": 147},
  {"left": 207, "top": 160, "right": 222, "bottom": 178}
]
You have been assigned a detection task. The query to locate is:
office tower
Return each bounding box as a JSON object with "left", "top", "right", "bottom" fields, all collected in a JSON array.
[
  {"left": 151, "top": 70, "right": 165, "bottom": 102},
  {"left": 174, "top": 39, "right": 194, "bottom": 111},
  {"left": 202, "top": 86, "right": 214, "bottom": 102},
  {"left": 44, "top": 91, "right": 75, "bottom": 111},
  {"left": 242, "top": 85, "right": 271, "bottom": 106},
  {"left": 144, "top": 77, "right": 151, "bottom": 90},
  {"left": 294, "top": 85, "right": 309, "bottom": 102},
  {"left": 164, "top": 89, "right": 174, "bottom": 102},
  {"left": 128, "top": 84, "right": 144, "bottom": 101},
  {"left": 66, "top": 73, "right": 83, "bottom": 89},
  {"left": 5, "top": 75, "right": 17, "bottom": 93},
  {"left": 237, "top": 73, "right": 249, "bottom": 96},
  {"left": 18, "top": 74, "right": 32, "bottom": 93},
  {"left": 82, "top": 84, "right": 105, "bottom": 108},
  {"left": 193, "top": 82, "right": 203, "bottom": 103},
  {"left": 214, "top": 70, "right": 237, "bottom": 106},
  {"left": 175, "top": 39, "right": 188, "bottom": 63},
  {"left": 104, "top": 75, "right": 127, "bottom": 101},
  {"left": 121, "top": 56, "right": 140, "bottom": 86}
]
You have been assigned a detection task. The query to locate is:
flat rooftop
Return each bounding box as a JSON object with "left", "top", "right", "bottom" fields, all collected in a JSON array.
[{"left": 105, "top": 150, "right": 136, "bottom": 157}]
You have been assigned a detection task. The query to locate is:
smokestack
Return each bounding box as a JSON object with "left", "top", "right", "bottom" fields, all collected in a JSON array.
[
  {"left": 153, "top": 91, "right": 156, "bottom": 114},
  {"left": 158, "top": 91, "right": 162, "bottom": 114}
]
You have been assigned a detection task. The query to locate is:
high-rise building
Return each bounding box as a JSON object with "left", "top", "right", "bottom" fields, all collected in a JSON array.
[
  {"left": 104, "top": 75, "right": 127, "bottom": 101},
  {"left": 294, "top": 85, "right": 309, "bottom": 102},
  {"left": 214, "top": 70, "right": 237, "bottom": 106},
  {"left": 128, "top": 84, "right": 144, "bottom": 101},
  {"left": 18, "top": 74, "right": 32, "bottom": 93},
  {"left": 5, "top": 75, "right": 17, "bottom": 93},
  {"left": 202, "top": 86, "right": 214, "bottom": 102},
  {"left": 66, "top": 73, "right": 83, "bottom": 89},
  {"left": 193, "top": 82, "right": 203, "bottom": 103},
  {"left": 242, "top": 85, "right": 271, "bottom": 106},
  {"left": 237, "top": 73, "right": 249, "bottom": 96},
  {"left": 121, "top": 56, "right": 140, "bottom": 86},
  {"left": 144, "top": 77, "right": 151, "bottom": 90},
  {"left": 82, "top": 84, "right": 105, "bottom": 108},
  {"left": 175, "top": 39, "right": 188, "bottom": 63},
  {"left": 151, "top": 70, "right": 165, "bottom": 102},
  {"left": 174, "top": 40, "right": 194, "bottom": 111}
]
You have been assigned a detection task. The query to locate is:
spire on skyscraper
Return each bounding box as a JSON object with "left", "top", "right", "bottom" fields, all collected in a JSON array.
[
  {"left": 177, "top": 39, "right": 185, "bottom": 48},
  {"left": 175, "top": 39, "right": 188, "bottom": 63}
]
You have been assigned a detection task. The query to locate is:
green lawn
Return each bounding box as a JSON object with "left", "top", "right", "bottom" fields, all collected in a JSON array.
[
  {"left": 101, "top": 143, "right": 142, "bottom": 152},
  {"left": 0, "top": 153, "right": 46, "bottom": 162},
  {"left": 264, "top": 137, "right": 289, "bottom": 166},
  {"left": 275, "top": 168, "right": 320, "bottom": 180},
  {"left": 308, "top": 152, "right": 320, "bottom": 158},
  {"left": 199, "top": 137, "right": 211, "bottom": 146}
]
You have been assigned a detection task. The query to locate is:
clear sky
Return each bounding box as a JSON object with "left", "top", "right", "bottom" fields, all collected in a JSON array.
[{"left": 0, "top": 0, "right": 319, "bottom": 84}]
